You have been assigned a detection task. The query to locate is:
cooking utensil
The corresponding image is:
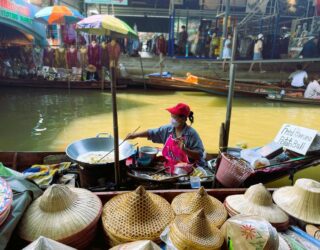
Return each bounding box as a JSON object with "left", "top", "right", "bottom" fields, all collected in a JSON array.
[
  {"left": 65, "top": 133, "right": 135, "bottom": 167},
  {"left": 97, "top": 126, "right": 140, "bottom": 163}
]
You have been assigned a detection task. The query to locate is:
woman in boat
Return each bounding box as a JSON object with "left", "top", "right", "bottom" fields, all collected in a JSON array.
[
  {"left": 304, "top": 74, "right": 320, "bottom": 99},
  {"left": 126, "top": 103, "right": 206, "bottom": 168}
]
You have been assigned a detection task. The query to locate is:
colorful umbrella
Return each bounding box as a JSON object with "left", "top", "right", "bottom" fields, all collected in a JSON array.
[
  {"left": 35, "top": 5, "right": 84, "bottom": 25},
  {"left": 76, "top": 15, "right": 137, "bottom": 37}
]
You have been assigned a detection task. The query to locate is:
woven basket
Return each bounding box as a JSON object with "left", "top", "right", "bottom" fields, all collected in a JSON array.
[
  {"left": 171, "top": 187, "right": 227, "bottom": 228},
  {"left": 102, "top": 186, "right": 174, "bottom": 246},
  {"left": 224, "top": 183, "right": 289, "bottom": 230},
  {"left": 216, "top": 153, "right": 254, "bottom": 187},
  {"left": 169, "top": 209, "right": 224, "bottom": 250},
  {"left": 18, "top": 185, "right": 102, "bottom": 249}
]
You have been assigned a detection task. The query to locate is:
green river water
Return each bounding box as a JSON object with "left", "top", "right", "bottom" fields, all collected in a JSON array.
[{"left": 0, "top": 87, "right": 319, "bottom": 186}]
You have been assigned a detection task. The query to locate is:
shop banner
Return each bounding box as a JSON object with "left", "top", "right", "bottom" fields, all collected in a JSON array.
[
  {"left": 85, "top": 0, "right": 128, "bottom": 5},
  {"left": 0, "top": 0, "right": 36, "bottom": 24},
  {"left": 246, "top": 0, "right": 269, "bottom": 14}
]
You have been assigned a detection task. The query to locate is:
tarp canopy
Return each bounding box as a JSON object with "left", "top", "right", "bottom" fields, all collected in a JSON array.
[
  {"left": 117, "top": 16, "right": 169, "bottom": 33},
  {"left": 0, "top": 23, "right": 33, "bottom": 46}
]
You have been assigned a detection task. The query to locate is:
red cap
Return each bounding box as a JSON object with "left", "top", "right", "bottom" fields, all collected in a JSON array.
[{"left": 166, "top": 103, "right": 191, "bottom": 117}]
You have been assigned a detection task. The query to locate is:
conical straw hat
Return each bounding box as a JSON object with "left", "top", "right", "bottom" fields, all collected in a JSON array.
[
  {"left": 225, "top": 183, "right": 289, "bottom": 225},
  {"left": 22, "top": 236, "right": 76, "bottom": 250},
  {"left": 171, "top": 187, "right": 227, "bottom": 228},
  {"left": 273, "top": 178, "right": 320, "bottom": 224},
  {"left": 18, "top": 185, "right": 102, "bottom": 243},
  {"left": 169, "top": 209, "right": 224, "bottom": 250},
  {"left": 109, "top": 240, "right": 161, "bottom": 250},
  {"left": 221, "top": 215, "right": 279, "bottom": 250},
  {"left": 102, "top": 186, "right": 174, "bottom": 245}
]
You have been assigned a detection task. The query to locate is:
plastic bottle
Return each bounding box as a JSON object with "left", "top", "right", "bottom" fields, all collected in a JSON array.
[{"left": 185, "top": 43, "right": 189, "bottom": 57}]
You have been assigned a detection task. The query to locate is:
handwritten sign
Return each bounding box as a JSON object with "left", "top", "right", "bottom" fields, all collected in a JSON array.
[{"left": 274, "top": 124, "right": 318, "bottom": 155}]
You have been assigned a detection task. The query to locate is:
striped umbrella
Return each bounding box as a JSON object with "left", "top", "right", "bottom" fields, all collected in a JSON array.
[
  {"left": 76, "top": 15, "right": 137, "bottom": 37},
  {"left": 35, "top": 5, "right": 84, "bottom": 25}
]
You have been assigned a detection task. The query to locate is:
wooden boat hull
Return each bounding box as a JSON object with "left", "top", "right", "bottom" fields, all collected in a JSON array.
[
  {"left": 266, "top": 95, "right": 320, "bottom": 105},
  {"left": 0, "top": 78, "right": 130, "bottom": 89},
  {"left": 1, "top": 151, "right": 319, "bottom": 188},
  {"left": 148, "top": 76, "right": 304, "bottom": 97}
]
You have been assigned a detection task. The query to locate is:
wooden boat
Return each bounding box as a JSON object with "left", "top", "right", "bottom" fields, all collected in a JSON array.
[
  {"left": 148, "top": 76, "right": 304, "bottom": 97},
  {"left": 0, "top": 77, "right": 131, "bottom": 89},
  {"left": 5, "top": 187, "right": 249, "bottom": 250},
  {"left": 1, "top": 151, "right": 319, "bottom": 188},
  {"left": 266, "top": 94, "right": 320, "bottom": 105}
]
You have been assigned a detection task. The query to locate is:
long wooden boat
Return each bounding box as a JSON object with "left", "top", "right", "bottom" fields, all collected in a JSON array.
[
  {"left": 0, "top": 77, "right": 131, "bottom": 89},
  {"left": 6, "top": 187, "right": 249, "bottom": 250},
  {"left": 266, "top": 94, "right": 320, "bottom": 105},
  {"left": 148, "top": 76, "right": 304, "bottom": 97},
  {"left": 1, "top": 151, "right": 319, "bottom": 188}
]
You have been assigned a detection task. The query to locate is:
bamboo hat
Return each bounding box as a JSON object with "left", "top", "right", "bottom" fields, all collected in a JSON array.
[
  {"left": 18, "top": 185, "right": 102, "bottom": 248},
  {"left": 169, "top": 209, "right": 224, "bottom": 250},
  {"left": 85, "top": 64, "right": 97, "bottom": 73},
  {"left": 225, "top": 183, "right": 289, "bottom": 227},
  {"left": 109, "top": 240, "right": 161, "bottom": 250},
  {"left": 273, "top": 178, "right": 320, "bottom": 224},
  {"left": 221, "top": 215, "right": 279, "bottom": 250},
  {"left": 102, "top": 186, "right": 174, "bottom": 246},
  {"left": 171, "top": 187, "right": 227, "bottom": 228}
]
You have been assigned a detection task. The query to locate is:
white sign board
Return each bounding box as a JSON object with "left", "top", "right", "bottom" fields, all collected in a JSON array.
[{"left": 274, "top": 124, "right": 318, "bottom": 155}]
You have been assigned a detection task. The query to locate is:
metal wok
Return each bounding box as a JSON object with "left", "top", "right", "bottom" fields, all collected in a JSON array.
[{"left": 66, "top": 133, "right": 135, "bottom": 167}]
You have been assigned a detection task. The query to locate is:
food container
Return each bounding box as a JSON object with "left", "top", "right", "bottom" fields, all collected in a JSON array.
[{"left": 139, "top": 146, "right": 159, "bottom": 161}]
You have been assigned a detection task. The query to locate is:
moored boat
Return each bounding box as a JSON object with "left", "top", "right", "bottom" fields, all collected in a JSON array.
[
  {"left": 266, "top": 93, "right": 320, "bottom": 105},
  {"left": 148, "top": 75, "right": 304, "bottom": 97},
  {"left": 0, "top": 78, "right": 131, "bottom": 89}
]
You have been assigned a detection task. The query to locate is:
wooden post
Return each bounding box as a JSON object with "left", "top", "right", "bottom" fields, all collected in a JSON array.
[
  {"left": 110, "top": 61, "right": 120, "bottom": 188},
  {"left": 139, "top": 54, "right": 146, "bottom": 89}
]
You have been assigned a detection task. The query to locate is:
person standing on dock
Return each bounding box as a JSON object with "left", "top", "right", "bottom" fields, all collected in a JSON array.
[
  {"left": 178, "top": 25, "right": 188, "bottom": 56},
  {"left": 248, "top": 34, "right": 265, "bottom": 73},
  {"left": 222, "top": 34, "right": 232, "bottom": 72}
]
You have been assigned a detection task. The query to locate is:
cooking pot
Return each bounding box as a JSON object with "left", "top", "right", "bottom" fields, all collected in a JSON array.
[
  {"left": 139, "top": 146, "right": 159, "bottom": 161},
  {"left": 66, "top": 133, "right": 135, "bottom": 167}
]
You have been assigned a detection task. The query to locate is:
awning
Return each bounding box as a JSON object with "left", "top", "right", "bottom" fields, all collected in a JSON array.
[
  {"left": 0, "top": 23, "right": 33, "bottom": 46},
  {"left": 117, "top": 16, "right": 169, "bottom": 33}
]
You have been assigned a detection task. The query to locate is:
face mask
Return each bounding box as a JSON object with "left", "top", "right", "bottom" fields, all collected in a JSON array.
[{"left": 171, "top": 118, "right": 179, "bottom": 127}]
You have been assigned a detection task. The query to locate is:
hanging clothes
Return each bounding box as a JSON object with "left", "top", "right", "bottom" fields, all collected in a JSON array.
[
  {"left": 43, "top": 47, "right": 55, "bottom": 67},
  {"left": 66, "top": 47, "right": 78, "bottom": 68},
  {"left": 33, "top": 46, "right": 43, "bottom": 69},
  {"left": 100, "top": 42, "right": 109, "bottom": 69},
  {"left": 54, "top": 48, "right": 67, "bottom": 68},
  {"left": 88, "top": 42, "right": 101, "bottom": 69},
  {"left": 79, "top": 46, "right": 88, "bottom": 69}
]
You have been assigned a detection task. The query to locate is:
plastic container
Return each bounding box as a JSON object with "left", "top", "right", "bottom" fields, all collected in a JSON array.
[{"left": 190, "top": 176, "right": 201, "bottom": 189}]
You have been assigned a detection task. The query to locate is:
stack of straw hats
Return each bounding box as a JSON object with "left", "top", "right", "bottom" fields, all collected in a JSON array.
[
  {"left": 169, "top": 209, "right": 224, "bottom": 250},
  {"left": 18, "top": 184, "right": 102, "bottom": 249},
  {"left": 102, "top": 186, "right": 174, "bottom": 246},
  {"left": 273, "top": 178, "right": 320, "bottom": 224},
  {"left": 0, "top": 177, "right": 13, "bottom": 227},
  {"left": 221, "top": 215, "right": 279, "bottom": 250},
  {"left": 224, "top": 183, "right": 289, "bottom": 231},
  {"left": 171, "top": 187, "right": 227, "bottom": 228}
]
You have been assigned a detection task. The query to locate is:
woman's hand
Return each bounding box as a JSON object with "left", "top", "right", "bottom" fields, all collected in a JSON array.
[
  {"left": 126, "top": 133, "right": 137, "bottom": 140},
  {"left": 175, "top": 137, "right": 186, "bottom": 151}
]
